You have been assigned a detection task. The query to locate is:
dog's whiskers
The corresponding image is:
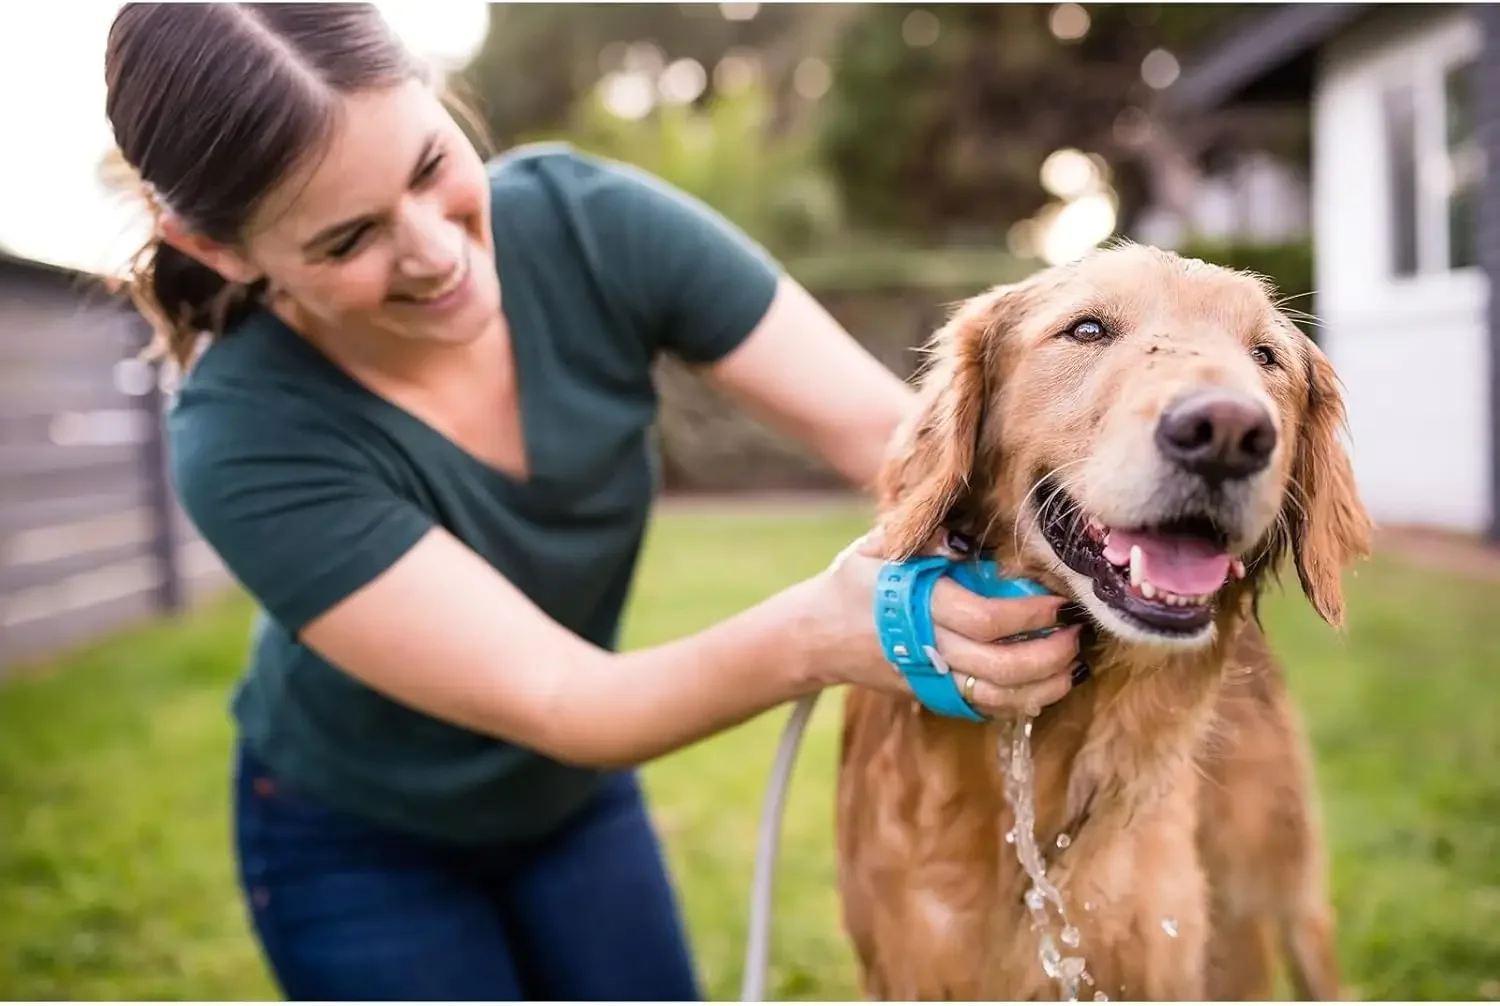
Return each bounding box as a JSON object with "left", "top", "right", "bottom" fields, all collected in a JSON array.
[{"left": 1005, "top": 460, "right": 1090, "bottom": 559}]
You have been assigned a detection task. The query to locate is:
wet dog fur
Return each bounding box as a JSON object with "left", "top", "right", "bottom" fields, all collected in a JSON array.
[{"left": 835, "top": 243, "right": 1372, "bottom": 1001}]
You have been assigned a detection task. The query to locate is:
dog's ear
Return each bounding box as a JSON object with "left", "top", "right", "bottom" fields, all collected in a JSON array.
[
  {"left": 876, "top": 285, "right": 1019, "bottom": 559},
  {"left": 1286, "top": 339, "right": 1374, "bottom": 627}
]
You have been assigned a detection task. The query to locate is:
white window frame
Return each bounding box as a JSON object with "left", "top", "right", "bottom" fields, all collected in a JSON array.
[{"left": 1373, "top": 17, "right": 1482, "bottom": 283}]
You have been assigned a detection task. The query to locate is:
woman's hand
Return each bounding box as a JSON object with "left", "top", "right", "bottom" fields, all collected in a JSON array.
[{"left": 802, "top": 528, "right": 1085, "bottom": 717}]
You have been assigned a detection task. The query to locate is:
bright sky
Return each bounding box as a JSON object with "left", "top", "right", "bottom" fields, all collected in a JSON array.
[{"left": 0, "top": 2, "right": 491, "bottom": 278}]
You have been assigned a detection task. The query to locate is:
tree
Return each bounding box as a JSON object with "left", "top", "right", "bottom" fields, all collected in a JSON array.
[{"left": 814, "top": 3, "right": 1267, "bottom": 241}]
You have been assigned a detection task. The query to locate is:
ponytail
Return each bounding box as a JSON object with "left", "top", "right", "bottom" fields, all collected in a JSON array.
[{"left": 125, "top": 237, "right": 267, "bottom": 373}]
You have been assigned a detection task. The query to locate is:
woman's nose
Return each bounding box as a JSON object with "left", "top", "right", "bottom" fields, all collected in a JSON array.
[{"left": 394, "top": 200, "right": 460, "bottom": 276}]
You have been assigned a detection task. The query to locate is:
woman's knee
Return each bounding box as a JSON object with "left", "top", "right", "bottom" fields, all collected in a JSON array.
[{"left": 502, "top": 770, "right": 702, "bottom": 1000}]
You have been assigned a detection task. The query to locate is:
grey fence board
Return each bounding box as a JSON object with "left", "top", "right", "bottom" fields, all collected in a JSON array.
[
  {"left": 1, "top": 537, "right": 155, "bottom": 595},
  {"left": 0, "top": 486, "right": 147, "bottom": 536},
  {"left": 3, "top": 460, "right": 144, "bottom": 508},
  {"left": 0, "top": 588, "right": 162, "bottom": 670},
  {"left": 0, "top": 381, "right": 143, "bottom": 420},
  {"left": 0, "top": 443, "right": 144, "bottom": 478}
]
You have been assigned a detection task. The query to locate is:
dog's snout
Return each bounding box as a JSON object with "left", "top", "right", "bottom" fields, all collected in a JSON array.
[{"left": 1155, "top": 389, "right": 1277, "bottom": 482}]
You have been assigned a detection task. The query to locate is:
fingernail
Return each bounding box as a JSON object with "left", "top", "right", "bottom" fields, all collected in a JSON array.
[{"left": 1070, "top": 660, "right": 1091, "bottom": 686}]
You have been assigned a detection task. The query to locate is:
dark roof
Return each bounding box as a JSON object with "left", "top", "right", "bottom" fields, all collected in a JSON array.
[
  {"left": 1164, "top": 3, "right": 1380, "bottom": 114},
  {"left": 0, "top": 246, "right": 105, "bottom": 283}
]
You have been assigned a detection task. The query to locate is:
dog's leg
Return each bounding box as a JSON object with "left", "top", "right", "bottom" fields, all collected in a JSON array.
[
  {"left": 1278, "top": 866, "right": 1344, "bottom": 1001},
  {"left": 1204, "top": 899, "right": 1276, "bottom": 1000}
]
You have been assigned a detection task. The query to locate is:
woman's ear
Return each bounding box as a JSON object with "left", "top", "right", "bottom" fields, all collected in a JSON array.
[
  {"left": 157, "top": 213, "right": 261, "bottom": 287},
  {"left": 876, "top": 285, "right": 1021, "bottom": 560}
]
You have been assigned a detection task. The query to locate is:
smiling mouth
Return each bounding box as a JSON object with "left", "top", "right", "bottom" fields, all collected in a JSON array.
[
  {"left": 1037, "top": 478, "right": 1247, "bottom": 637},
  {"left": 396, "top": 250, "right": 470, "bottom": 305}
]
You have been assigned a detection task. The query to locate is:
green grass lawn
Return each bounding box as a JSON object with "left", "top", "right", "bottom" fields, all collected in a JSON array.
[{"left": 2, "top": 503, "right": 1498, "bottom": 1000}]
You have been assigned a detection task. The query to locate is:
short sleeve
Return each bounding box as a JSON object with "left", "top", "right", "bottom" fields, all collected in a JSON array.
[
  {"left": 554, "top": 150, "right": 785, "bottom": 365},
  {"left": 167, "top": 396, "right": 436, "bottom": 635}
]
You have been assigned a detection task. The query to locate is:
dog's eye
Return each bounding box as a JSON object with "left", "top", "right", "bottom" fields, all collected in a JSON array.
[
  {"left": 1250, "top": 345, "right": 1278, "bottom": 368},
  {"left": 1065, "top": 318, "right": 1108, "bottom": 343}
]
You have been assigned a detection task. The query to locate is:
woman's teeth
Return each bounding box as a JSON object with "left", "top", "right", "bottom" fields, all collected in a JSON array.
[{"left": 410, "top": 266, "right": 465, "bottom": 303}]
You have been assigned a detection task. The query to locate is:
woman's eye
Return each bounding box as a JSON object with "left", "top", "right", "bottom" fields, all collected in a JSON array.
[
  {"left": 328, "top": 225, "right": 372, "bottom": 260},
  {"left": 415, "top": 154, "right": 445, "bottom": 186},
  {"left": 1065, "top": 318, "right": 1108, "bottom": 343}
]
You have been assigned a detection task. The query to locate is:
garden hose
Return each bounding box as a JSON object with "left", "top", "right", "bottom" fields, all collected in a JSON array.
[{"left": 740, "top": 690, "right": 821, "bottom": 1002}]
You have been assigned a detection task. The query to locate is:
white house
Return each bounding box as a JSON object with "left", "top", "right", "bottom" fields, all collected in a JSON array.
[{"left": 1167, "top": 3, "right": 1499, "bottom": 543}]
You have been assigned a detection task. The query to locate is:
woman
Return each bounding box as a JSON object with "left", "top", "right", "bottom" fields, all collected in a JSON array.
[{"left": 103, "top": 4, "right": 1085, "bottom": 1000}]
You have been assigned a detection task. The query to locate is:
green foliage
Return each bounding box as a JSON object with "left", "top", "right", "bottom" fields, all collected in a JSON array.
[
  {"left": 3, "top": 506, "right": 1500, "bottom": 1000},
  {"left": 527, "top": 81, "right": 843, "bottom": 259},
  {"left": 1177, "top": 238, "right": 1317, "bottom": 337},
  {"left": 816, "top": 4, "right": 1253, "bottom": 238},
  {"left": 784, "top": 245, "right": 1033, "bottom": 293}
]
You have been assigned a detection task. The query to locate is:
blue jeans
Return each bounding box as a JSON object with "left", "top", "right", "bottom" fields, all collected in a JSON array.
[{"left": 232, "top": 743, "right": 703, "bottom": 1000}]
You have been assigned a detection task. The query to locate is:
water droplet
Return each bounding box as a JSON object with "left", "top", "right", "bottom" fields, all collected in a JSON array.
[
  {"left": 1061, "top": 956, "right": 1086, "bottom": 980},
  {"left": 1061, "top": 924, "right": 1081, "bottom": 947},
  {"left": 1056, "top": 833, "right": 1072, "bottom": 849},
  {"left": 1024, "top": 719, "right": 1034, "bottom": 738},
  {"left": 1083, "top": 900, "right": 1096, "bottom": 912},
  {"left": 1094, "top": 992, "right": 1110, "bottom": 1002},
  {"left": 1025, "top": 886, "right": 1046, "bottom": 911},
  {"left": 1005, "top": 827, "right": 1016, "bottom": 844},
  {"left": 1161, "top": 916, "right": 1179, "bottom": 938},
  {"left": 1040, "top": 948, "right": 1063, "bottom": 977}
]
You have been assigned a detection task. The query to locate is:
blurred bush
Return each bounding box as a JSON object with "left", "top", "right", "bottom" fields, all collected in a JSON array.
[
  {"left": 533, "top": 79, "right": 844, "bottom": 259},
  {"left": 654, "top": 247, "right": 1032, "bottom": 494},
  {"left": 1176, "top": 238, "right": 1318, "bottom": 339}
]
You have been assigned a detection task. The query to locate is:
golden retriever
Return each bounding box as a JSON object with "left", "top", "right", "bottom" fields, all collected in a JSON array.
[{"left": 836, "top": 243, "right": 1372, "bottom": 1001}]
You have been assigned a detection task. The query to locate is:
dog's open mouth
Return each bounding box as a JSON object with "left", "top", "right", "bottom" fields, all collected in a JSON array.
[{"left": 1037, "top": 479, "right": 1246, "bottom": 636}]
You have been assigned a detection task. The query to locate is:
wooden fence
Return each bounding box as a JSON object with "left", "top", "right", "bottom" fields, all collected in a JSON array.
[{"left": 0, "top": 260, "right": 229, "bottom": 674}]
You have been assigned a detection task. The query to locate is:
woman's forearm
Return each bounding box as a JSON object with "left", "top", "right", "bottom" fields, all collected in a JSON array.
[{"left": 533, "top": 575, "right": 837, "bottom": 768}]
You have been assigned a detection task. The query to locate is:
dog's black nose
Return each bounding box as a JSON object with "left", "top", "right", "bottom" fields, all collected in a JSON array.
[{"left": 1155, "top": 389, "right": 1277, "bottom": 482}]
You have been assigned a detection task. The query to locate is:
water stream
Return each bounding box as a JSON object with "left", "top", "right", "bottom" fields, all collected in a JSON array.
[{"left": 998, "top": 712, "right": 1101, "bottom": 1001}]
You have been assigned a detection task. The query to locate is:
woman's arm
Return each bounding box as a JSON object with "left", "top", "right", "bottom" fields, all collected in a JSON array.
[
  {"left": 298, "top": 524, "right": 1080, "bottom": 769},
  {"left": 704, "top": 274, "right": 917, "bottom": 490}
]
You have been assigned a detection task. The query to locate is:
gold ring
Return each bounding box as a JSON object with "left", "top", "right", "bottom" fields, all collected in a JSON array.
[{"left": 962, "top": 674, "right": 978, "bottom": 704}]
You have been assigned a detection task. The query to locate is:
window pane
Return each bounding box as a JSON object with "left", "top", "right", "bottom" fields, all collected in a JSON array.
[
  {"left": 1382, "top": 82, "right": 1419, "bottom": 276},
  {"left": 1444, "top": 56, "right": 1480, "bottom": 270}
]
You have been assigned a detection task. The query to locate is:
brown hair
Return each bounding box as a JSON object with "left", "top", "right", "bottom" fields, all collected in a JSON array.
[{"left": 104, "top": 3, "right": 489, "bottom": 371}]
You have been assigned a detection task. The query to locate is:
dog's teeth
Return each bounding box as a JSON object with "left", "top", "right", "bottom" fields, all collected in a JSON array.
[
  {"left": 1140, "top": 581, "right": 1157, "bottom": 600},
  {"left": 1129, "top": 545, "right": 1143, "bottom": 588}
]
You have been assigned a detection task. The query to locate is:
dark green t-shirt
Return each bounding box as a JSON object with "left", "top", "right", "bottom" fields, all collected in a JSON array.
[{"left": 168, "top": 143, "right": 782, "bottom": 844}]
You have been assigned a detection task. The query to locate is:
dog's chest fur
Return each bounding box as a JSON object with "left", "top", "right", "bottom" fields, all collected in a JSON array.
[{"left": 837, "top": 635, "right": 1235, "bottom": 1001}]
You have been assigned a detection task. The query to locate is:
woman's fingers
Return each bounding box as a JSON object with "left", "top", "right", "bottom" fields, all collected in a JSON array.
[
  {"left": 931, "top": 622, "right": 1082, "bottom": 690},
  {"left": 928, "top": 579, "right": 1067, "bottom": 642},
  {"left": 966, "top": 665, "right": 1077, "bottom": 718}
]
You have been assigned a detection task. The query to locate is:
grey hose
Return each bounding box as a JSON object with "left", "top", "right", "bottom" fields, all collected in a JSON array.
[{"left": 740, "top": 690, "right": 823, "bottom": 1002}]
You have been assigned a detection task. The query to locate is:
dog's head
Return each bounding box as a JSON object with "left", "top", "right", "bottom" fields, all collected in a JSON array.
[{"left": 879, "top": 243, "right": 1373, "bottom": 650}]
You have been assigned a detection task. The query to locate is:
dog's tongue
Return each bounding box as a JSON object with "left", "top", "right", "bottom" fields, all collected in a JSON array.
[{"left": 1101, "top": 529, "right": 1231, "bottom": 595}]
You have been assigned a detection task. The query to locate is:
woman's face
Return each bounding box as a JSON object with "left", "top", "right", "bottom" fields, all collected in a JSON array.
[{"left": 208, "top": 77, "right": 502, "bottom": 350}]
